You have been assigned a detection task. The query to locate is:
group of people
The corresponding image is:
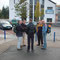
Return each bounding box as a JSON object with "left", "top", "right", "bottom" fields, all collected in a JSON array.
[{"left": 14, "top": 19, "right": 50, "bottom": 52}]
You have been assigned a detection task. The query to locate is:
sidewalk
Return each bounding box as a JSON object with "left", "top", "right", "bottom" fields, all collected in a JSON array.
[
  {"left": 0, "top": 40, "right": 17, "bottom": 54},
  {"left": 0, "top": 27, "right": 60, "bottom": 60},
  {"left": 0, "top": 39, "right": 60, "bottom": 54},
  {"left": 0, "top": 41, "right": 60, "bottom": 60}
]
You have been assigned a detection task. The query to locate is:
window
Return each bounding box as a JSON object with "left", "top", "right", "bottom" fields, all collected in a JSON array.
[
  {"left": 47, "top": 18, "right": 52, "bottom": 22},
  {"left": 56, "top": 7, "right": 60, "bottom": 10},
  {"left": 42, "top": 0, "right": 44, "bottom": 4},
  {"left": 20, "top": 0, "right": 26, "bottom": 4},
  {"left": 46, "top": 7, "right": 54, "bottom": 14},
  {"left": 47, "top": 7, "right": 53, "bottom": 10},
  {"left": 41, "top": 5, "right": 44, "bottom": 8},
  {"left": 30, "top": 0, "right": 33, "bottom": 5},
  {"left": 58, "top": 16, "right": 60, "bottom": 19},
  {"left": 18, "top": 0, "right": 20, "bottom": 2},
  {"left": 46, "top": 10, "right": 54, "bottom": 14},
  {"left": 14, "top": 0, "right": 15, "bottom": 4},
  {"left": 35, "top": 0, "right": 37, "bottom": 5}
]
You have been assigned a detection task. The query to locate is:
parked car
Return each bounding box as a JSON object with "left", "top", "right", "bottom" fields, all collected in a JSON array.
[
  {"left": 33, "top": 21, "right": 37, "bottom": 25},
  {"left": 0, "top": 20, "right": 12, "bottom": 30},
  {"left": 10, "top": 19, "right": 19, "bottom": 26}
]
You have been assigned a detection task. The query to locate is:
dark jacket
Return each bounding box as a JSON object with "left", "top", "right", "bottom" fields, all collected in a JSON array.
[
  {"left": 16, "top": 24, "right": 23, "bottom": 37},
  {"left": 21, "top": 23, "right": 27, "bottom": 32},
  {"left": 37, "top": 24, "right": 43, "bottom": 36},
  {"left": 27, "top": 22, "right": 36, "bottom": 35}
]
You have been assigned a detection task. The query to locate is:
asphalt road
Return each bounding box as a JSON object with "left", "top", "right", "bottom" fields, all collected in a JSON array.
[{"left": 0, "top": 46, "right": 60, "bottom": 60}]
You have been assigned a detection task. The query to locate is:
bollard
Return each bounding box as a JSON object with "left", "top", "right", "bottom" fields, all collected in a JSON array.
[
  {"left": 4, "top": 30, "right": 6, "bottom": 40},
  {"left": 54, "top": 32, "right": 55, "bottom": 42}
]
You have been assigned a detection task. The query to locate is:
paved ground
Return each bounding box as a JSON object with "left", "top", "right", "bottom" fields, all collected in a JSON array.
[
  {"left": 0, "top": 30, "right": 16, "bottom": 41},
  {"left": 0, "top": 27, "right": 60, "bottom": 60},
  {"left": 0, "top": 39, "right": 60, "bottom": 60},
  {"left": 0, "top": 46, "right": 60, "bottom": 60},
  {"left": 47, "top": 27, "right": 60, "bottom": 41}
]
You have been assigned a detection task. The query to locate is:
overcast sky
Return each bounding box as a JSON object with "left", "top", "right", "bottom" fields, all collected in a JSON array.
[{"left": 0, "top": 0, "right": 60, "bottom": 9}]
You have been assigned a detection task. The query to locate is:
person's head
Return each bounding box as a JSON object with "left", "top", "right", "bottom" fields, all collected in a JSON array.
[
  {"left": 18, "top": 20, "right": 22, "bottom": 24},
  {"left": 39, "top": 20, "right": 42, "bottom": 24},
  {"left": 29, "top": 18, "right": 32, "bottom": 23},
  {"left": 42, "top": 20, "right": 45, "bottom": 24},
  {"left": 23, "top": 19, "right": 26, "bottom": 24}
]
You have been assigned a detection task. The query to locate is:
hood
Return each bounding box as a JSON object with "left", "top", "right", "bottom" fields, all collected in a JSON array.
[{"left": 2, "top": 24, "right": 12, "bottom": 27}]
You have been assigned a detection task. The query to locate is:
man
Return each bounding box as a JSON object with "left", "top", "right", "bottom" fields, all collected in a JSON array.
[
  {"left": 21, "top": 19, "right": 27, "bottom": 46},
  {"left": 27, "top": 19, "right": 36, "bottom": 52},
  {"left": 37, "top": 20, "right": 43, "bottom": 48},
  {"left": 15, "top": 20, "right": 23, "bottom": 50},
  {"left": 42, "top": 20, "right": 47, "bottom": 49}
]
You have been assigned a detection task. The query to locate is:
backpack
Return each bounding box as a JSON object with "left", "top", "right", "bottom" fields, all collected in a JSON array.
[
  {"left": 13, "top": 26, "right": 17, "bottom": 33},
  {"left": 47, "top": 25, "right": 51, "bottom": 34},
  {"left": 28, "top": 24, "right": 36, "bottom": 34}
]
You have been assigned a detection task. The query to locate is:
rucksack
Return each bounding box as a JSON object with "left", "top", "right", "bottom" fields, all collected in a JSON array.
[
  {"left": 13, "top": 24, "right": 19, "bottom": 33},
  {"left": 13, "top": 26, "right": 17, "bottom": 33},
  {"left": 47, "top": 25, "right": 51, "bottom": 34},
  {"left": 28, "top": 24, "right": 36, "bottom": 34}
]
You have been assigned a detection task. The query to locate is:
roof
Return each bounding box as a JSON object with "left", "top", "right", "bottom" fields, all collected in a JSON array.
[{"left": 49, "top": 0, "right": 56, "bottom": 4}]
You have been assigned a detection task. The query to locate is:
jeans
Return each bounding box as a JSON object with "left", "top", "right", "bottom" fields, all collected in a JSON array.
[
  {"left": 37, "top": 35, "right": 43, "bottom": 45},
  {"left": 17, "top": 37, "right": 22, "bottom": 49},
  {"left": 43, "top": 33, "right": 47, "bottom": 48},
  {"left": 35, "top": 32, "right": 38, "bottom": 42},
  {"left": 28, "top": 35, "right": 34, "bottom": 51}
]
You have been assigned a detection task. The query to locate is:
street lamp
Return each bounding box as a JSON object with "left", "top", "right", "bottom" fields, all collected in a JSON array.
[{"left": 33, "top": 0, "right": 34, "bottom": 22}]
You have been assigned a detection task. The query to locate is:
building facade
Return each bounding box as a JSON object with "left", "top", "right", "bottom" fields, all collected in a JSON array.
[
  {"left": 56, "top": 5, "right": 60, "bottom": 23},
  {"left": 44, "top": 0, "right": 56, "bottom": 23},
  {"left": 9, "top": 0, "right": 56, "bottom": 23}
]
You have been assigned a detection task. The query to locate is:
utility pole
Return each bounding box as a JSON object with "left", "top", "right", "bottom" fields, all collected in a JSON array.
[
  {"left": 39, "top": 0, "right": 41, "bottom": 20},
  {"left": 26, "top": 0, "right": 30, "bottom": 22},
  {"left": 33, "top": 0, "right": 34, "bottom": 22}
]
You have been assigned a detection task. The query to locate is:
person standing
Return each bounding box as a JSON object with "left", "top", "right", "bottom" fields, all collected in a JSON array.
[
  {"left": 42, "top": 20, "right": 47, "bottom": 49},
  {"left": 21, "top": 19, "right": 27, "bottom": 46},
  {"left": 37, "top": 20, "right": 43, "bottom": 48},
  {"left": 27, "top": 19, "right": 36, "bottom": 52},
  {"left": 15, "top": 20, "right": 23, "bottom": 50}
]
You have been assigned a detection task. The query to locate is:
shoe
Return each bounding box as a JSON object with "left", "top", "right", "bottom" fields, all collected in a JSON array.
[
  {"left": 17, "top": 49, "right": 22, "bottom": 51},
  {"left": 37, "top": 44, "right": 40, "bottom": 46},
  {"left": 41, "top": 44, "right": 43, "bottom": 48},
  {"left": 23, "top": 45, "right": 26, "bottom": 47},
  {"left": 21, "top": 45, "right": 23, "bottom": 48},
  {"left": 41, "top": 48, "right": 46, "bottom": 50}
]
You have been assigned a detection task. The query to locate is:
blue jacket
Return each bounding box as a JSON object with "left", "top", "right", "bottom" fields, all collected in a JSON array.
[{"left": 42, "top": 24, "right": 47, "bottom": 34}]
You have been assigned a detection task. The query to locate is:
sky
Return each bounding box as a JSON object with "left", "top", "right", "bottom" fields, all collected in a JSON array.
[{"left": 0, "top": 0, "right": 60, "bottom": 10}]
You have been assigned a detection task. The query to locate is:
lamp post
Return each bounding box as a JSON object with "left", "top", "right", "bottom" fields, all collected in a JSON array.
[
  {"left": 33, "top": 0, "right": 34, "bottom": 22},
  {"left": 39, "top": 0, "right": 41, "bottom": 20},
  {"left": 26, "top": 0, "right": 30, "bottom": 22}
]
